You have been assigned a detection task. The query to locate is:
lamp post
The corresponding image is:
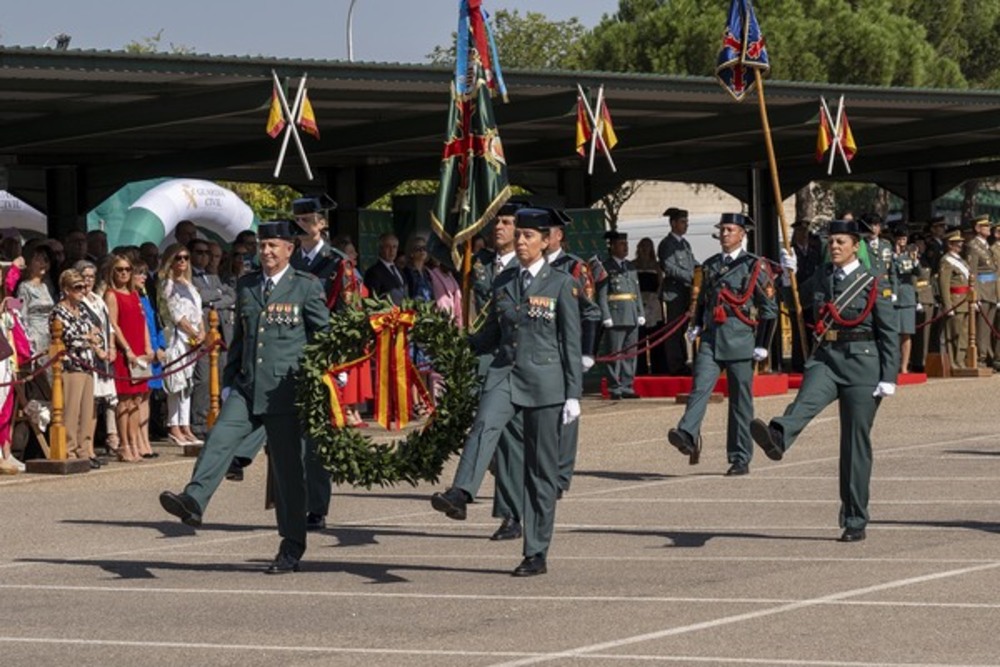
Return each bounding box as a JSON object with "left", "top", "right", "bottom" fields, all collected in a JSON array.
[{"left": 347, "top": 0, "right": 359, "bottom": 62}]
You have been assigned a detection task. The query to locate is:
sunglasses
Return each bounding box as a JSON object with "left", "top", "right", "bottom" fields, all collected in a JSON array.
[
  {"left": 114, "top": 266, "right": 132, "bottom": 273},
  {"left": 173, "top": 255, "right": 190, "bottom": 263},
  {"left": 70, "top": 284, "right": 85, "bottom": 291},
  {"left": 413, "top": 246, "right": 428, "bottom": 252}
]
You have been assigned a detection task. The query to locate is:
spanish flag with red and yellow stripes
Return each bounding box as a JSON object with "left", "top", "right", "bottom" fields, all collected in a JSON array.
[
  {"left": 298, "top": 89, "right": 320, "bottom": 139},
  {"left": 266, "top": 84, "right": 286, "bottom": 139},
  {"left": 815, "top": 103, "right": 832, "bottom": 163}
]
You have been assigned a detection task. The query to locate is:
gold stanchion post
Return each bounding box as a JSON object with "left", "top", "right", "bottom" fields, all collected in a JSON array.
[{"left": 207, "top": 309, "right": 221, "bottom": 429}]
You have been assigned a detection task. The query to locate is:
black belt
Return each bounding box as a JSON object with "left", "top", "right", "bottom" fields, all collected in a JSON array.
[{"left": 822, "top": 329, "right": 874, "bottom": 342}]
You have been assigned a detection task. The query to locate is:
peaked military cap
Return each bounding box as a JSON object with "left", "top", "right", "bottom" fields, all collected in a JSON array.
[
  {"left": 945, "top": 229, "right": 964, "bottom": 243},
  {"left": 716, "top": 212, "right": 752, "bottom": 229},
  {"left": 972, "top": 214, "right": 991, "bottom": 228},
  {"left": 791, "top": 218, "right": 812, "bottom": 229},
  {"left": 928, "top": 215, "right": 947, "bottom": 226},
  {"left": 498, "top": 199, "right": 532, "bottom": 217},
  {"left": 604, "top": 230, "right": 627, "bottom": 242},
  {"left": 889, "top": 223, "right": 911, "bottom": 238},
  {"left": 662, "top": 207, "right": 689, "bottom": 219},
  {"left": 291, "top": 193, "right": 337, "bottom": 215},
  {"left": 514, "top": 207, "right": 566, "bottom": 230},
  {"left": 257, "top": 219, "right": 306, "bottom": 240},
  {"left": 827, "top": 219, "right": 861, "bottom": 238}
]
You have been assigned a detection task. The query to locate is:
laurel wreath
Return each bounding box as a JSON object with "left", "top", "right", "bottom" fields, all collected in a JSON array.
[{"left": 297, "top": 298, "right": 480, "bottom": 488}]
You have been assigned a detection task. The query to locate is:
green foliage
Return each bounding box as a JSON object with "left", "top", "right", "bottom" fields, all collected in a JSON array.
[
  {"left": 427, "top": 9, "right": 587, "bottom": 69},
  {"left": 123, "top": 30, "right": 195, "bottom": 54},
  {"left": 368, "top": 180, "right": 439, "bottom": 211},
  {"left": 297, "top": 299, "right": 480, "bottom": 488},
  {"left": 219, "top": 181, "right": 299, "bottom": 220}
]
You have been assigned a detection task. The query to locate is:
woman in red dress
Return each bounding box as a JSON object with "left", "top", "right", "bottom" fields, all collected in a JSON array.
[{"left": 104, "top": 254, "right": 154, "bottom": 462}]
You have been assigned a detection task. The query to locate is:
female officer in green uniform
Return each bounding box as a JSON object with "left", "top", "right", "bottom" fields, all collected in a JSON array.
[{"left": 751, "top": 219, "right": 899, "bottom": 542}]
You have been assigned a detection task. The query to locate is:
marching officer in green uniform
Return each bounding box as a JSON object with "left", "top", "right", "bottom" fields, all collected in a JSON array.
[
  {"left": 939, "top": 230, "right": 972, "bottom": 369},
  {"left": 667, "top": 213, "right": 777, "bottom": 476},
  {"left": 598, "top": 231, "right": 644, "bottom": 400},
  {"left": 469, "top": 201, "right": 529, "bottom": 543},
  {"left": 891, "top": 224, "right": 920, "bottom": 373},
  {"left": 160, "top": 219, "right": 330, "bottom": 574},
  {"left": 431, "top": 207, "right": 582, "bottom": 577},
  {"left": 751, "top": 219, "right": 899, "bottom": 542},
  {"left": 962, "top": 214, "right": 998, "bottom": 369}
]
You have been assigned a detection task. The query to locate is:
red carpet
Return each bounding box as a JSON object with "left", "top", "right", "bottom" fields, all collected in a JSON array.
[
  {"left": 786, "top": 372, "right": 927, "bottom": 389},
  {"left": 601, "top": 374, "right": 790, "bottom": 399}
]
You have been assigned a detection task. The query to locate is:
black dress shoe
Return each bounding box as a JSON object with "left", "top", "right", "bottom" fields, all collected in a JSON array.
[
  {"left": 556, "top": 488, "right": 564, "bottom": 501},
  {"left": 512, "top": 554, "right": 547, "bottom": 577},
  {"left": 490, "top": 517, "right": 522, "bottom": 541},
  {"left": 306, "top": 513, "right": 326, "bottom": 532},
  {"left": 839, "top": 527, "right": 866, "bottom": 543},
  {"left": 159, "top": 491, "right": 203, "bottom": 527},
  {"left": 621, "top": 391, "right": 641, "bottom": 399},
  {"left": 609, "top": 394, "right": 622, "bottom": 401},
  {"left": 225, "top": 460, "right": 244, "bottom": 482},
  {"left": 750, "top": 418, "right": 784, "bottom": 461},
  {"left": 667, "top": 428, "right": 701, "bottom": 464},
  {"left": 725, "top": 462, "right": 750, "bottom": 476},
  {"left": 89, "top": 457, "right": 102, "bottom": 469},
  {"left": 431, "top": 487, "right": 469, "bottom": 520},
  {"left": 265, "top": 552, "right": 301, "bottom": 574}
]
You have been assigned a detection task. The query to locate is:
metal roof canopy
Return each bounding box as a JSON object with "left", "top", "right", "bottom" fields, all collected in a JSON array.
[{"left": 3, "top": 47, "right": 1000, "bottom": 229}]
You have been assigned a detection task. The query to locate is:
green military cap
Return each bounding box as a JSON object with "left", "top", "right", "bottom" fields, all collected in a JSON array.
[{"left": 257, "top": 219, "right": 306, "bottom": 240}]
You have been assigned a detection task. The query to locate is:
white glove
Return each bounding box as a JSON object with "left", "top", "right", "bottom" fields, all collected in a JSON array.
[
  {"left": 872, "top": 382, "right": 896, "bottom": 398},
  {"left": 335, "top": 371, "right": 348, "bottom": 388},
  {"left": 779, "top": 248, "right": 797, "bottom": 286},
  {"left": 637, "top": 316, "right": 646, "bottom": 326},
  {"left": 221, "top": 386, "right": 231, "bottom": 402},
  {"left": 752, "top": 347, "right": 768, "bottom": 362},
  {"left": 581, "top": 355, "right": 595, "bottom": 372},
  {"left": 890, "top": 293, "right": 898, "bottom": 303},
  {"left": 602, "top": 318, "right": 614, "bottom": 329},
  {"left": 915, "top": 302, "right": 924, "bottom": 312},
  {"left": 562, "top": 398, "right": 581, "bottom": 425},
  {"left": 972, "top": 301, "right": 980, "bottom": 312},
  {"left": 685, "top": 325, "right": 702, "bottom": 342}
]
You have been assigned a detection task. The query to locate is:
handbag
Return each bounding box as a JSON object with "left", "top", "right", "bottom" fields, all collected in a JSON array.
[
  {"left": 0, "top": 331, "right": 13, "bottom": 362},
  {"left": 129, "top": 359, "right": 153, "bottom": 381}
]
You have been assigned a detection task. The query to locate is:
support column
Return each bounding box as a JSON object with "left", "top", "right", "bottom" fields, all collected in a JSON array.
[
  {"left": 328, "top": 166, "right": 361, "bottom": 244},
  {"left": 906, "top": 170, "right": 934, "bottom": 223},
  {"left": 45, "top": 166, "right": 85, "bottom": 240},
  {"left": 557, "top": 168, "right": 590, "bottom": 209}
]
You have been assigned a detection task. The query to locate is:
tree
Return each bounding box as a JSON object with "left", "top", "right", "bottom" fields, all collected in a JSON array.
[
  {"left": 124, "top": 30, "right": 195, "bottom": 55},
  {"left": 427, "top": 9, "right": 586, "bottom": 69},
  {"left": 219, "top": 181, "right": 299, "bottom": 221},
  {"left": 597, "top": 181, "right": 648, "bottom": 229}
]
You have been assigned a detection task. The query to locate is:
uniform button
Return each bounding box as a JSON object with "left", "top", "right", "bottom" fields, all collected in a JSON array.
[
  {"left": 257, "top": 358, "right": 263, "bottom": 363},
  {"left": 258, "top": 342, "right": 264, "bottom": 348},
  {"left": 512, "top": 342, "right": 518, "bottom": 347}
]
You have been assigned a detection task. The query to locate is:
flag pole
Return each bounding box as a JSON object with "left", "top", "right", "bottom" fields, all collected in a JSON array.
[
  {"left": 272, "top": 71, "right": 313, "bottom": 181},
  {"left": 273, "top": 75, "right": 306, "bottom": 178},
  {"left": 753, "top": 68, "right": 809, "bottom": 357},
  {"left": 587, "top": 85, "right": 605, "bottom": 176}
]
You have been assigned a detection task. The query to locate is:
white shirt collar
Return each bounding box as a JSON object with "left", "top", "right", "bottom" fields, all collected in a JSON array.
[
  {"left": 838, "top": 259, "right": 861, "bottom": 276},
  {"left": 521, "top": 256, "right": 546, "bottom": 278},
  {"left": 498, "top": 250, "right": 516, "bottom": 269},
  {"left": 263, "top": 264, "right": 290, "bottom": 291},
  {"left": 546, "top": 248, "right": 563, "bottom": 263},
  {"left": 724, "top": 248, "right": 742, "bottom": 262},
  {"left": 301, "top": 239, "right": 325, "bottom": 262},
  {"left": 670, "top": 232, "right": 685, "bottom": 243}
]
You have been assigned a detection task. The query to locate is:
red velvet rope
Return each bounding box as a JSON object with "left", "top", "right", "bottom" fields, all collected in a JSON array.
[{"left": 595, "top": 312, "right": 690, "bottom": 362}]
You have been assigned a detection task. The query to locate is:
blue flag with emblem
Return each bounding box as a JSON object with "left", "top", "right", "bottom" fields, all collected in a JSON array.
[{"left": 716, "top": 0, "right": 770, "bottom": 102}]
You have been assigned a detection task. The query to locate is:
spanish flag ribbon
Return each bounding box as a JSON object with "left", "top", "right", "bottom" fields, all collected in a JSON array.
[
  {"left": 369, "top": 307, "right": 423, "bottom": 430},
  {"left": 322, "top": 352, "right": 372, "bottom": 429},
  {"left": 265, "top": 83, "right": 286, "bottom": 139}
]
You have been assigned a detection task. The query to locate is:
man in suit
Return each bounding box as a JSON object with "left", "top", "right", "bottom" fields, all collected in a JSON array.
[
  {"left": 364, "top": 233, "right": 407, "bottom": 304},
  {"left": 962, "top": 214, "right": 998, "bottom": 369},
  {"left": 188, "top": 237, "right": 237, "bottom": 441},
  {"left": 599, "top": 231, "right": 644, "bottom": 400},
  {"left": 666, "top": 213, "right": 777, "bottom": 476},
  {"left": 159, "top": 219, "right": 330, "bottom": 574},
  {"left": 431, "top": 207, "right": 582, "bottom": 576},
  {"left": 657, "top": 207, "right": 697, "bottom": 375},
  {"left": 751, "top": 219, "right": 898, "bottom": 542}
]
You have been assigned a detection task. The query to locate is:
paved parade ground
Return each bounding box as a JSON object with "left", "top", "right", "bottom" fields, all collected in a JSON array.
[{"left": 2, "top": 375, "right": 998, "bottom": 667}]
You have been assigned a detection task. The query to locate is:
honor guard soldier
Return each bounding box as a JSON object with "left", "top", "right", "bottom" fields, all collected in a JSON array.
[
  {"left": 666, "top": 213, "right": 777, "bottom": 476},
  {"left": 911, "top": 231, "right": 936, "bottom": 373},
  {"left": 962, "top": 214, "right": 998, "bottom": 369},
  {"left": 891, "top": 225, "right": 921, "bottom": 373},
  {"left": 160, "top": 219, "right": 330, "bottom": 574},
  {"left": 939, "top": 229, "right": 973, "bottom": 368},
  {"left": 598, "top": 231, "right": 644, "bottom": 400},
  {"left": 431, "top": 207, "right": 582, "bottom": 577},
  {"left": 544, "top": 211, "right": 602, "bottom": 497},
  {"left": 468, "top": 200, "right": 528, "bottom": 542},
  {"left": 789, "top": 218, "right": 823, "bottom": 372},
  {"left": 751, "top": 219, "right": 899, "bottom": 542},
  {"left": 923, "top": 215, "right": 948, "bottom": 273},
  {"left": 657, "top": 207, "right": 697, "bottom": 375},
  {"left": 860, "top": 213, "right": 898, "bottom": 306}
]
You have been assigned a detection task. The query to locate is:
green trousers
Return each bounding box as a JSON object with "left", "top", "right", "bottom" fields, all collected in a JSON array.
[
  {"left": 771, "top": 363, "right": 880, "bottom": 530},
  {"left": 677, "top": 342, "right": 755, "bottom": 465},
  {"left": 184, "top": 390, "right": 309, "bottom": 558}
]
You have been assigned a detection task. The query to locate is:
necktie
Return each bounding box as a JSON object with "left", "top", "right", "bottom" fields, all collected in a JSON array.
[
  {"left": 723, "top": 255, "right": 733, "bottom": 267},
  {"left": 495, "top": 256, "right": 504, "bottom": 273},
  {"left": 263, "top": 277, "right": 275, "bottom": 301},
  {"left": 834, "top": 269, "right": 846, "bottom": 283},
  {"left": 390, "top": 264, "right": 403, "bottom": 285},
  {"left": 520, "top": 270, "right": 532, "bottom": 293}
]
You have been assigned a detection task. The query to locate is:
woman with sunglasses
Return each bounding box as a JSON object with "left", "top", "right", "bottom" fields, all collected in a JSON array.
[
  {"left": 157, "top": 244, "right": 204, "bottom": 446},
  {"left": 105, "top": 253, "right": 153, "bottom": 462},
  {"left": 51, "top": 269, "right": 105, "bottom": 468}
]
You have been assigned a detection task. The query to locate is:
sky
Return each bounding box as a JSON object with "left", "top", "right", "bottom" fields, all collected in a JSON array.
[{"left": 0, "top": 0, "right": 620, "bottom": 63}]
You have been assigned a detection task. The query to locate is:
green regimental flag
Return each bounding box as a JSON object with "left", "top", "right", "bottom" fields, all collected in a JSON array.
[{"left": 430, "top": 72, "right": 511, "bottom": 268}]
